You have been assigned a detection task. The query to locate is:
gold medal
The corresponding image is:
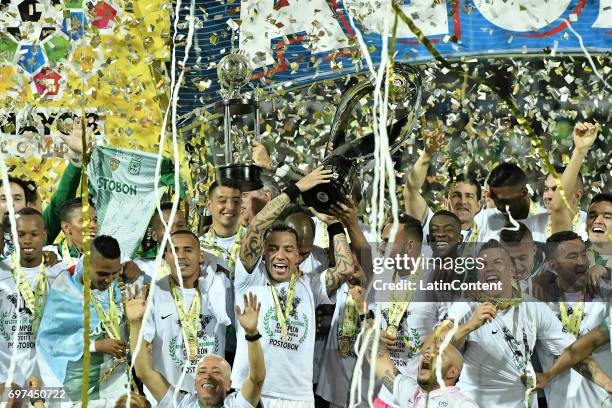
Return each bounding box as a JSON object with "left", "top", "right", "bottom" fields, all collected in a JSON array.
[
  {"left": 339, "top": 336, "right": 351, "bottom": 357},
  {"left": 188, "top": 337, "right": 198, "bottom": 361},
  {"left": 386, "top": 325, "right": 398, "bottom": 340}
]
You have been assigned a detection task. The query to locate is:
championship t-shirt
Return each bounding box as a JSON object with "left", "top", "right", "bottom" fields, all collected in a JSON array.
[
  {"left": 540, "top": 297, "right": 611, "bottom": 408},
  {"left": 523, "top": 210, "right": 588, "bottom": 243},
  {"left": 232, "top": 258, "right": 333, "bottom": 401},
  {"left": 158, "top": 387, "right": 255, "bottom": 408},
  {"left": 0, "top": 258, "right": 65, "bottom": 386},
  {"left": 141, "top": 273, "right": 230, "bottom": 393},
  {"left": 316, "top": 285, "right": 369, "bottom": 407},
  {"left": 446, "top": 298, "right": 575, "bottom": 408}
]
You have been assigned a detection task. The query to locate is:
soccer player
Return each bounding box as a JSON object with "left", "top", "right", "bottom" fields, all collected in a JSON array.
[
  {"left": 201, "top": 181, "right": 244, "bottom": 273},
  {"left": 0, "top": 209, "right": 66, "bottom": 395},
  {"left": 500, "top": 222, "right": 544, "bottom": 295},
  {"left": 529, "top": 122, "right": 598, "bottom": 242},
  {"left": 535, "top": 231, "right": 611, "bottom": 407},
  {"left": 128, "top": 289, "right": 265, "bottom": 408},
  {"left": 36, "top": 235, "right": 128, "bottom": 404},
  {"left": 51, "top": 198, "right": 99, "bottom": 267},
  {"left": 402, "top": 123, "right": 483, "bottom": 243},
  {"left": 234, "top": 167, "right": 354, "bottom": 408},
  {"left": 240, "top": 174, "right": 279, "bottom": 228},
  {"left": 140, "top": 230, "right": 231, "bottom": 393}
]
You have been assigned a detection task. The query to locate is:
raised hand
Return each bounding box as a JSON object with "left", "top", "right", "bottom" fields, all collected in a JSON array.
[
  {"left": 121, "top": 260, "right": 142, "bottom": 284},
  {"left": 572, "top": 122, "right": 599, "bottom": 152},
  {"left": 59, "top": 116, "right": 85, "bottom": 155},
  {"left": 331, "top": 197, "right": 359, "bottom": 228},
  {"left": 467, "top": 302, "right": 497, "bottom": 331},
  {"left": 124, "top": 284, "right": 148, "bottom": 323},
  {"left": 295, "top": 166, "right": 332, "bottom": 192},
  {"left": 42, "top": 250, "right": 61, "bottom": 266},
  {"left": 422, "top": 120, "right": 445, "bottom": 155},
  {"left": 349, "top": 285, "right": 368, "bottom": 315},
  {"left": 252, "top": 141, "right": 272, "bottom": 170},
  {"left": 236, "top": 292, "right": 261, "bottom": 336},
  {"left": 309, "top": 206, "right": 340, "bottom": 226}
]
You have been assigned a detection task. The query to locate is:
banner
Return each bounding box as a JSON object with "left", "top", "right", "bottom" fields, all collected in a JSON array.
[
  {"left": 176, "top": 0, "right": 612, "bottom": 116},
  {"left": 88, "top": 145, "right": 165, "bottom": 258}
]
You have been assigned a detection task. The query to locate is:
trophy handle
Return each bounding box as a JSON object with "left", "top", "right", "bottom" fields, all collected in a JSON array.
[{"left": 323, "top": 63, "right": 422, "bottom": 162}]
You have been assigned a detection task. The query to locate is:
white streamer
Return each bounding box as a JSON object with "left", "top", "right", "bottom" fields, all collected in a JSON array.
[
  {"left": 0, "top": 149, "right": 23, "bottom": 398},
  {"left": 129, "top": 0, "right": 196, "bottom": 406},
  {"left": 435, "top": 322, "right": 460, "bottom": 408}
]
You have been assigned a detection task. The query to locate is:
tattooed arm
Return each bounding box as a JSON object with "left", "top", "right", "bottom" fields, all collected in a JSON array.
[
  {"left": 239, "top": 167, "right": 332, "bottom": 273},
  {"left": 365, "top": 331, "right": 400, "bottom": 392},
  {"left": 324, "top": 231, "right": 354, "bottom": 296},
  {"left": 537, "top": 325, "right": 611, "bottom": 390},
  {"left": 573, "top": 356, "right": 612, "bottom": 392}
]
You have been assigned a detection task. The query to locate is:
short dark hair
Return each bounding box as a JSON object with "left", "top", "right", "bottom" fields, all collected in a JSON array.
[
  {"left": 545, "top": 231, "right": 582, "bottom": 259},
  {"left": 4, "top": 207, "right": 44, "bottom": 230},
  {"left": 430, "top": 210, "right": 462, "bottom": 230},
  {"left": 170, "top": 229, "right": 200, "bottom": 244},
  {"left": 488, "top": 163, "right": 527, "bottom": 188},
  {"left": 500, "top": 222, "right": 532, "bottom": 244},
  {"left": 550, "top": 165, "right": 583, "bottom": 192},
  {"left": 398, "top": 213, "right": 424, "bottom": 243},
  {"left": 445, "top": 173, "right": 482, "bottom": 200},
  {"left": 589, "top": 193, "right": 612, "bottom": 209},
  {"left": 207, "top": 180, "right": 241, "bottom": 198},
  {"left": 264, "top": 223, "right": 299, "bottom": 244},
  {"left": 478, "top": 239, "right": 513, "bottom": 264},
  {"left": 60, "top": 197, "right": 94, "bottom": 223},
  {"left": 1, "top": 176, "right": 37, "bottom": 204},
  {"left": 92, "top": 235, "right": 121, "bottom": 259}
]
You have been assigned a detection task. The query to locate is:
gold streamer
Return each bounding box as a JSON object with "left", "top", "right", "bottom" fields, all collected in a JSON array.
[
  {"left": 80, "top": 105, "right": 93, "bottom": 407},
  {"left": 391, "top": 4, "right": 574, "bottom": 218}
]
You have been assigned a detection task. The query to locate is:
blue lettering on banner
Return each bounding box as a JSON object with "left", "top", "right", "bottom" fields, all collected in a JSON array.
[{"left": 175, "top": 0, "right": 612, "bottom": 116}]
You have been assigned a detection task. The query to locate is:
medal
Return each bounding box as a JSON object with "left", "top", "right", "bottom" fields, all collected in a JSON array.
[
  {"left": 170, "top": 279, "right": 202, "bottom": 363},
  {"left": 338, "top": 293, "right": 358, "bottom": 357},
  {"left": 386, "top": 325, "right": 398, "bottom": 340},
  {"left": 10, "top": 255, "right": 47, "bottom": 338},
  {"left": 270, "top": 270, "right": 300, "bottom": 341},
  {"left": 339, "top": 336, "right": 351, "bottom": 357}
]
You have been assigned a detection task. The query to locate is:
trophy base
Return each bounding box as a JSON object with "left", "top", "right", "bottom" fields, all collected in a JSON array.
[
  {"left": 218, "top": 163, "right": 263, "bottom": 192},
  {"left": 214, "top": 98, "right": 258, "bottom": 116},
  {"left": 301, "top": 155, "right": 354, "bottom": 214}
]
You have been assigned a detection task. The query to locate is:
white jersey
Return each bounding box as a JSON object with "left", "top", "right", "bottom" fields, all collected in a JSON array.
[
  {"left": 375, "top": 299, "right": 448, "bottom": 406},
  {"left": 0, "top": 258, "right": 66, "bottom": 386},
  {"left": 316, "top": 285, "right": 368, "bottom": 407},
  {"left": 523, "top": 210, "right": 588, "bottom": 243},
  {"left": 312, "top": 217, "right": 374, "bottom": 249},
  {"left": 300, "top": 245, "right": 329, "bottom": 276},
  {"left": 540, "top": 296, "right": 611, "bottom": 408},
  {"left": 392, "top": 373, "right": 480, "bottom": 408},
  {"left": 158, "top": 387, "right": 254, "bottom": 408},
  {"left": 141, "top": 271, "right": 230, "bottom": 393},
  {"left": 232, "top": 258, "right": 333, "bottom": 402},
  {"left": 446, "top": 298, "right": 574, "bottom": 408}
]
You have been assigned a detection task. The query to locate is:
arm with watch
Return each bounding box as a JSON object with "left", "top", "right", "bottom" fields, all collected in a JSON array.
[
  {"left": 239, "top": 167, "right": 333, "bottom": 273},
  {"left": 236, "top": 292, "right": 266, "bottom": 407}
]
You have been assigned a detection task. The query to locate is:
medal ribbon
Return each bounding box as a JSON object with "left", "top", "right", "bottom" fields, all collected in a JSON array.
[
  {"left": 10, "top": 254, "right": 47, "bottom": 324},
  {"left": 169, "top": 278, "right": 201, "bottom": 361},
  {"left": 270, "top": 270, "right": 301, "bottom": 341},
  {"left": 201, "top": 225, "right": 245, "bottom": 270},
  {"left": 559, "top": 292, "right": 585, "bottom": 338},
  {"left": 339, "top": 293, "right": 358, "bottom": 357},
  {"left": 459, "top": 222, "right": 479, "bottom": 257},
  {"left": 60, "top": 238, "right": 77, "bottom": 267},
  {"left": 90, "top": 284, "right": 121, "bottom": 340}
]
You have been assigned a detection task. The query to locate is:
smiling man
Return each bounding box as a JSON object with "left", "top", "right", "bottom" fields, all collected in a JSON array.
[
  {"left": 535, "top": 231, "right": 611, "bottom": 408},
  {"left": 127, "top": 289, "right": 265, "bottom": 408},
  {"left": 138, "top": 230, "right": 230, "bottom": 394},
  {"left": 234, "top": 167, "right": 354, "bottom": 408},
  {"left": 36, "top": 235, "right": 129, "bottom": 404},
  {"left": 443, "top": 240, "right": 577, "bottom": 408},
  {"left": 201, "top": 181, "right": 245, "bottom": 273},
  {"left": 0, "top": 208, "right": 66, "bottom": 394},
  {"left": 369, "top": 331, "right": 479, "bottom": 408}
]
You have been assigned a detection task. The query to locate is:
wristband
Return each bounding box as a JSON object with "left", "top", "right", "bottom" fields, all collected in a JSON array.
[
  {"left": 283, "top": 184, "right": 301, "bottom": 202},
  {"left": 245, "top": 332, "right": 262, "bottom": 342},
  {"left": 327, "top": 222, "right": 344, "bottom": 238}
]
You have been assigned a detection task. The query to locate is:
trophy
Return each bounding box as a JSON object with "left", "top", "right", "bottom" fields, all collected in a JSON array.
[
  {"left": 214, "top": 51, "right": 263, "bottom": 191},
  {"left": 302, "top": 63, "right": 423, "bottom": 213}
]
